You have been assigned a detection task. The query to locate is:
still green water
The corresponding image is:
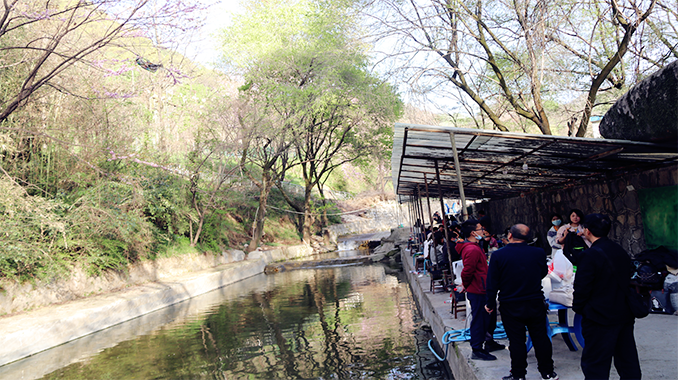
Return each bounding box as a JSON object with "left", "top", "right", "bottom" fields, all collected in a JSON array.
[{"left": 19, "top": 263, "right": 450, "bottom": 379}]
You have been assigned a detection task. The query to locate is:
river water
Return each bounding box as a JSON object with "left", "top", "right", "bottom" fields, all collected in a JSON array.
[{"left": 4, "top": 260, "right": 452, "bottom": 380}]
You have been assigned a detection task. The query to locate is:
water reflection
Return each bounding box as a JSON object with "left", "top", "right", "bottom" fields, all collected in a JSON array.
[{"left": 6, "top": 264, "right": 450, "bottom": 379}]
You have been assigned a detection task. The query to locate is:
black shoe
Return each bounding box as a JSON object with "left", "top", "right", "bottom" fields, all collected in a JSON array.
[
  {"left": 471, "top": 349, "right": 496, "bottom": 361},
  {"left": 484, "top": 340, "right": 505, "bottom": 352},
  {"left": 542, "top": 372, "right": 559, "bottom": 380},
  {"left": 502, "top": 374, "right": 525, "bottom": 380}
]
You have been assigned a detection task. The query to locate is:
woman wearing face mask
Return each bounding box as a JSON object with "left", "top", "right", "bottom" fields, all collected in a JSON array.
[
  {"left": 546, "top": 213, "right": 563, "bottom": 257},
  {"left": 556, "top": 208, "right": 592, "bottom": 248}
]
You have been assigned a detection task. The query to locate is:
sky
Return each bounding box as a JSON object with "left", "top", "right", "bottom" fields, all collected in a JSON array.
[
  {"left": 185, "top": 0, "right": 463, "bottom": 117},
  {"left": 187, "top": 0, "right": 242, "bottom": 65}
]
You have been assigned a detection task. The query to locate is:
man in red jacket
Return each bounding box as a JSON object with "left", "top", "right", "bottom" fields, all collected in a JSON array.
[{"left": 458, "top": 219, "right": 502, "bottom": 360}]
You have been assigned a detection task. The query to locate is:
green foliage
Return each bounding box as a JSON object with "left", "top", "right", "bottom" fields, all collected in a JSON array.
[
  {"left": 0, "top": 0, "right": 386, "bottom": 285},
  {"left": 67, "top": 180, "right": 153, "bottom": 267},
  {"left": 141, "top": 173, "right": 190, "bottom": 237},
  {"left": 223, "top": 0, "right": 401, "bottom": 241},
  {"left": 0, "top": 175, "right": 66, "bottom": 281},
  {"left": 195, "top": 209, "right": 232, "bottom": 253}
]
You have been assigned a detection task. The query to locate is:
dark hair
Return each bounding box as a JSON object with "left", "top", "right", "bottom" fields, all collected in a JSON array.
[
  {"left": 581, "top": 213, "right": 611, "bottom": 238},
  {"left": 478, "top": 210, "right": 486, "bottom": 216},
  {"left": 568, "top": 209, "right": 585, "bottom": 223},
  {"left": 461, "top": 219, "right": 480, "bottom": 239},
  {"left": 509, "top": 224, "right": 531, "bottom": 241},
  {"left": 550, "top": 213, "right": 562, "bottom": 221}
]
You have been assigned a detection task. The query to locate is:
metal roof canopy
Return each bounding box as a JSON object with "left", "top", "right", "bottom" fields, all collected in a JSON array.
[{"left": 392, "top": 123, "right": 678, "bottom": 201}]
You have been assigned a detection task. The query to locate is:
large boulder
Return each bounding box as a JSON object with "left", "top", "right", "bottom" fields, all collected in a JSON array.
[{"left": 599, "top": 60, "right": 678, "bottom": 143}]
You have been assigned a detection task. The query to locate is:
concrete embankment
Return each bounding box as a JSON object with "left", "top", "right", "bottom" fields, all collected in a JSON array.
[
  {"left": 323, "top": 200, "right": 405, "bottom": 245},
  {"left": 0, "top": 244, "right": 313, "bottom": 367},
  {"left": 396, "top": 228, "right": 678, "bottom": 380}
]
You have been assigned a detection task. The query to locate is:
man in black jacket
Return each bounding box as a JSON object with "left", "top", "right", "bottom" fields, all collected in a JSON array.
[
  {"left": 485, "top": 224, "right": 558, "bottom": 380},
  {"left": 573, "top": 214, "right": 641, "bottom": 379}
]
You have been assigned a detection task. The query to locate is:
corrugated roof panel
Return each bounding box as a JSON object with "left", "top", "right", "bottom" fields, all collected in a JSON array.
[{"left": 392, "top": 123, "right": 678, "bottom": 200}]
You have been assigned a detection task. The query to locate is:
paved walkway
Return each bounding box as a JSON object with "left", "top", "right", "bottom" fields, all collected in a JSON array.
[{"left": 402, "top": 247, "right": 678, "bottom": 380}]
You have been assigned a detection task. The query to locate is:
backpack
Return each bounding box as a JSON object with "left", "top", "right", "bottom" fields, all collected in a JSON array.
[
  {"left": 562, "top": 232, "right": 588, "bottom": 266},
  {"left": 630, "top": 260, "right": 666, "bottom": 289}
]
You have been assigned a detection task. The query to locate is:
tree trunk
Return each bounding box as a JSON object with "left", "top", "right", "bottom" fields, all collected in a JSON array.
[
  {"left": 249, "top": 170, "right": 272, "bottom": 252},
  {"left": 575, "top": 0, "right": 656, "bottom": 136},
  {"left": 317, "top": 184, "right": 329, "bottom": 228},
  {"left": 192, "top": 216, "right": 204, "bottom": 247},
  {"left": 300, "top": 186, "right": 314, "bottom": 243}
]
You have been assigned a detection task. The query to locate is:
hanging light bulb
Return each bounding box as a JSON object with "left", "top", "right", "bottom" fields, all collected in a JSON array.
[
  {"left": 502, "top": 169, "right": 508, "bottom": 175},
  {"left": 522, "top": 162, "right": 528, "bottom": 170}
]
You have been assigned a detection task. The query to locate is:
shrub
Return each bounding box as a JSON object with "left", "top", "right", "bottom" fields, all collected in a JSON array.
[
  {"left": 0, "top": 176, "right": 66, "bottom": 280},
  {"left": 66, "top": 180, "right": 154, "bottom": 269}
]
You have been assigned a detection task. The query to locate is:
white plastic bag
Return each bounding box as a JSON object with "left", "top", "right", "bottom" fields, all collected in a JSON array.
[
  {"left": 549, "top": 285, "right": 574, "bottom": 307},
  {"left": 542, "top": 276, "right": 552, "bottom": 299},
  {"left": 552, "top": 249, "right": 574, "bottom": 284}
]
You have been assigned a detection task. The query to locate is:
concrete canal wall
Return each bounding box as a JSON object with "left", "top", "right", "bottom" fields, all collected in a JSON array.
[
  {"left": 0, "top": 244, "right": 313, "bottom": 367},
  {"left": 399, "top": 243, "right": 481, "bottom": 380}
]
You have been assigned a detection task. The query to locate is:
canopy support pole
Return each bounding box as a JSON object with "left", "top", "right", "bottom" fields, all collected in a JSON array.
[
  {"left": 435, "top": 159, "right": 453, "bottom": 268},
  {"left": 408, "top": 196, "right": 415, "bottom": 237},
  {"left": 449, "top": 132, "right": 468, "bottom": 221},
  {"left": 424, "top": 173, "right": 434, "bottom": 227},
  {"left": 417, "top": 185, "right": 425, "bottom": 231}
]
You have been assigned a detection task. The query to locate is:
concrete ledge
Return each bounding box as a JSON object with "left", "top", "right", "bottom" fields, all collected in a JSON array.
[
  {"left": 0, "top": 250, "right": 249, "bottom": 316},
  {"left": 247, "top": 244, "right": 313, "bottom": 263},
  {"left": 401, "top": 247, "right": 481, "bottom": 380},
  {"left": 0, "top": 244, "right": 312, "bottom": 367}
]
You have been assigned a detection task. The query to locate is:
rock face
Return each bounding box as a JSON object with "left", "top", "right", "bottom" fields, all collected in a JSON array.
[{"left": 599, "top": 60, "right": 678, "bottom": 143}]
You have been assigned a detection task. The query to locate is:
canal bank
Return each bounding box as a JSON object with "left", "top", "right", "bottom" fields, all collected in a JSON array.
[
  {"left": 397, "top": 228, "right": 678, "bottom": 380},
  {"left": 1, "top": 252, "right": 449, "bottom": 380},
  {"left": 0, "top": 244, "right": 313, "bottom": 367}
]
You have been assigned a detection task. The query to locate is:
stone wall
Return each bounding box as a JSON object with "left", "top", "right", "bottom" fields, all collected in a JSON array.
[{"left": 484, "top": 165, "right": 677, "bottom": 255}]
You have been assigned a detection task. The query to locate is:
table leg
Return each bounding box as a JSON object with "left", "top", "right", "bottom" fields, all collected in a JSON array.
[
  {"left": 557, "top": 308, "right": 577, "bottom": 351},
  {"left": 573, "top": 313, "right": 585, "bottom": 349}
]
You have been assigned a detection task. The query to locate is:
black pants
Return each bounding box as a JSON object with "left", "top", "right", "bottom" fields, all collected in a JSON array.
[
  {"left": 467, "top": 292, "right": 489, "bottom": 351},
  {"left": 581, "top": 318, "right": 641, "bottom": 380},
  {"left": 500, "top": 299, "right": 554, "bottom": 378},
  {"left": 487, "top": 303, "right": 497, "bottom": 342}
]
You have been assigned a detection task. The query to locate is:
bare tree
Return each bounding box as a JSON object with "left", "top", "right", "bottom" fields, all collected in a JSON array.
[
  {"left": 364, "top": 0, "right": 555, "bottom": 134},
  {"left": 572, "top": 0, "right": 657, "bottom": 136},
  {"left": 0, "top": 0, "right": 205, "bottom": 127},
  {"left": 364, "top": 0, "right": 669, "bottom": 135}
]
